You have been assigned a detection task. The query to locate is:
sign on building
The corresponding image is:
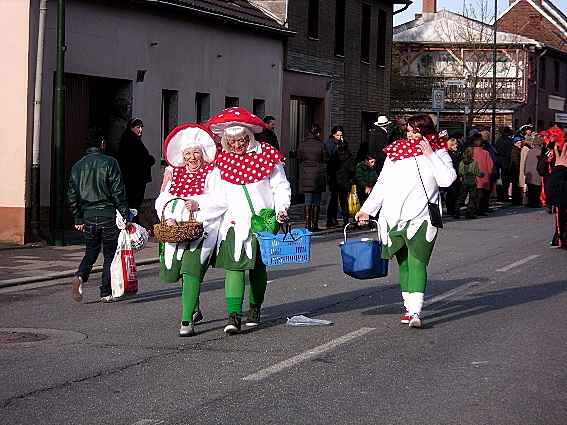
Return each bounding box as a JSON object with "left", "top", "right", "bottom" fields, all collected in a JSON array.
[
  {"left": 556, "top": 113, "right": 567, "bottom": 124},
  {"left": 432, "top": 88, "right": 445, "bottom": 111}
]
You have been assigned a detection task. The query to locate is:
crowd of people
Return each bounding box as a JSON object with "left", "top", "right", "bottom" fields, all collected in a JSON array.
[{"left": 66, "top": 106, "right": 566, "bottom": 335}]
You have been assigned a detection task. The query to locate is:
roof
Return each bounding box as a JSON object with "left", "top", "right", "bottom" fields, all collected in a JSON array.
[
  {"left": 139, "top": 0, "right": 293, "bottom": 35},
  {"left": 394, "top": 9, "right": 541, "bottom": 46},
  {"left": 499, "top": 0, "right": 567, "bottom": 38}
]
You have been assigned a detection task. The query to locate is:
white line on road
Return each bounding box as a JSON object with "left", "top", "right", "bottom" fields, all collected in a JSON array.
[
  {"left": 243, "top": 327, "right": 375, "bottom": 382},
  {"left": 131, "top": 420, "right": 165, "bottom": 425},
  {"left": 496, "top": 255, "right": 540, "bottom": 272}
]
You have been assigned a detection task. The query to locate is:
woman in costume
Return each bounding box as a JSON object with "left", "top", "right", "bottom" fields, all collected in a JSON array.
[
  {"left": 355, "top": 114, "right": 456, "bottom": 328},
  {"left": 155, "top": 124, "right": 225, "bottom": 337},
  {"left": 207, "top": 107, "right": 291, "bottom": 335}
]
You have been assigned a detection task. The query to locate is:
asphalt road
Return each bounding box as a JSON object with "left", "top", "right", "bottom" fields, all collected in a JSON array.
[{"left": 1, "top": 207, "right": 566, "bottom": 425}]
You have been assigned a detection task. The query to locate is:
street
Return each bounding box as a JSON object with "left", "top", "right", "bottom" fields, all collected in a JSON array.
[{"left": 1, "top": 207, "right": 567, "bottom": 425}]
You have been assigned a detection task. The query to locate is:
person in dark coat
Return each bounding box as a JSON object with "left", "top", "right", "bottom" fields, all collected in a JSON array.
[
  {"left": 545, "top": 143, "right": 567, "bottom": 249},
  {"left": 356, "top": 116, "right": 391, "bottom": 172},
  {"left": 255, "top": 115, "right": 280, "bottom": 150},
  {"left": 118, "top": 118, "right": 155, "bottom": 218},
  {"left": 445, "top": 138, "right": 463, "bottom": 217},
  {"left": 325, "top": 126, "right": 355, "bottom": 227},
  {"left": 494, "top": 126, "right": 514, "bottom": 202},
  {"left": 297, "top": 124, "right": 326, "bottom": 231}
]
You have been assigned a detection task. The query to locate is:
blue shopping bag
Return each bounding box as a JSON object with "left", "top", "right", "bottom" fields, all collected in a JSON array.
[{"left": 340, "top": 221, "right": 388, "bottom": 279}]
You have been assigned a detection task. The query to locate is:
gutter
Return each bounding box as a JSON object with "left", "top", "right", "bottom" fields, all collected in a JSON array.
[
  {"left": 393, "top": 1, "right": 412, "bottom": 16},
  {"left": 144, "top": 0, "right": 296, "bottom": 36}
]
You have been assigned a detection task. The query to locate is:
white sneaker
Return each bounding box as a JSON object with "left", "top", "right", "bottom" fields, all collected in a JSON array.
[
  {"left": 408, "top": 313, "right": 422, "bottom": 328},
  {"left": 100, "top": 295, "right": 114, "bottom": 303},
  {"left": 179, "top": 322, "right": 195, "bottom": 337}
]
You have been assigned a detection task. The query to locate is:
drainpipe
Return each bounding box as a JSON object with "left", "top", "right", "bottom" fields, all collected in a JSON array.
[
  {"left": 535, "top": 48, "right": 547, "bottom": 131},
  {"left": 30, "top": 0, "right": 48, "bottom": 243}
]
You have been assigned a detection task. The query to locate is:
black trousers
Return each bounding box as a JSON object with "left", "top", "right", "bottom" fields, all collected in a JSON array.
[
  {"left": 76, "top": 216, "right": 120, "bottom": 297},
  {"left": 126, "top": 184, "right": 147, "bottom": 221},
  {"left": 327, "top": 190, "right": 350, "bottom": 224},
  {"left": 552, "top": 207, "right": 567, "bottom": 249},
  {"left": 477, "top": 188, "right": 491, "bottom": 213},
  {"left": 446, "top": 181, "right": 462, "bottom": 216},
  {"left": 526, "top": 184, "right": 541, "bottom": 208}
]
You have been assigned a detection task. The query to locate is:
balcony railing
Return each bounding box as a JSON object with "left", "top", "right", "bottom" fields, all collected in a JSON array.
[{"left": 391, "top": 76, "right": 525, "bottom": 108}]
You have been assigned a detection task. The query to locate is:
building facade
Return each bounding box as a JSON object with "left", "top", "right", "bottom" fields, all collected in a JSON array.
[{"left": 0, "top": 0, "right": 289, "bottom": 244}]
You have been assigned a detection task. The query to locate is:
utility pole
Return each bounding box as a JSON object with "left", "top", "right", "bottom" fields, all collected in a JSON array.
[
  {"left": 52, "top": 0, "right": 66, "bottom": 246},
  {"left": 491, "top": 0, "right": 498, "bottom": 144}
]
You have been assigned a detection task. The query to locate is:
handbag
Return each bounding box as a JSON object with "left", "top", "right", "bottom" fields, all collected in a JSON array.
[
  {"left": 347, "top": 184, "right": 361, "bottom": 216},
  {"left": 340, "top": 221, "right": 388, "bottom": 279},
  {"left": 415, "top": 159, "right": 443, "bottom": 229},
  {"left": 242, "top": 185, "right": 279, "bottom": 234}
]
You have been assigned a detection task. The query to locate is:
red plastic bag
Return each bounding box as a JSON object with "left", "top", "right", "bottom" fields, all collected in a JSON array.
[{"left": 110, "top": 229, "right": 138, "bottom": 298}]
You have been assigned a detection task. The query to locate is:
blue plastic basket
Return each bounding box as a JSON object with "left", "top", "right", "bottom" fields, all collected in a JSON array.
[
  {"left": 340, "top": 221, "right": 389, "bottom": 279},
  {"left": 256, "top": 225, "right": 312, "bottom": 267}
]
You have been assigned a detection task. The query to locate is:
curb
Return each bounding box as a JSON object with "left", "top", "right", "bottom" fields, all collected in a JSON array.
[{"left": 0, "top": 224, "right": 356, "bottom": 289}]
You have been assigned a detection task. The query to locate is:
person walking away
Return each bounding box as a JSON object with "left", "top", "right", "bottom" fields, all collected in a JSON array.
[
  {"left": 68, "top": 131, "right": 130, "bottom": 303},
  {"left": 471, "top": 133, "right": 494, "bottom": 215},
  {"left": 458, "top": 148, "right": 480, "bottom": 219},
  {"left": 297, "top": 124, "right": 326, "bottom": 231},
  {"left": 445, "top": 138, "right": 462, "bottom": 218},
  {"left": 255, "top": 115, "right": 280, "bottom": 150},
  {"left": 118, "top": 118, "right": 155, "bottom": 219},
  {"left": 355, "top": 154, "right": 378, "bottom": 207},
  {"left": 355, "top": 114, "right": 456, "bottom": 328},
  {"left": 524, "top": 135, "right": 543, "bottom": 208},
  {"left": 494, "top": 127, "right": 514, "bottom": 201}
]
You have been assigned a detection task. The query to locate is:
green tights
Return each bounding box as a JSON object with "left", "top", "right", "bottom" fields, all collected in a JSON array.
[
  {"left": 224, "top": 265, "right": 268, "bottom": 315},
  {"left": 181, "top": 274, "right": 201, "bottom": 323},
  {"left": 395, "top": 245, "right": 428, "bottom": 293}
]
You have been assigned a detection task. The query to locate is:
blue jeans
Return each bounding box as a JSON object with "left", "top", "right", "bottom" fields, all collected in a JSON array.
[
  {"left": 76, "top": 217, "right": 119, "bottom": 297},
  {"left": 304, "top": 192, "right": 322, "bottom": 206}
]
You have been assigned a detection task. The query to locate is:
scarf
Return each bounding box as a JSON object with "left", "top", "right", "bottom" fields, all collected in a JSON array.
[
  {"left": 216, "top": 142, "right": 284, "bottom": 185},
  {"left": 168, "top": 163, "right": 214, "bottom": 197},
  {"left": 384, "top": 134, "right": 447, "bottom": 161}
]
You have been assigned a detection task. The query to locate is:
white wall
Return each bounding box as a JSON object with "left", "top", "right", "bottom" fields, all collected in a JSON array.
[{"left": 38, "top": 0, "right": 284, "bottom": 203}]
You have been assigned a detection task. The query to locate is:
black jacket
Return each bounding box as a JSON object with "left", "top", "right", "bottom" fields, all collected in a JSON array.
[
  {"left": 118, "top": 130, "right": 155, "bottom": 190},
  {"left": 255, "top": 129, "right": 280, "bottom": 150},
  {"left": 545, "top": 165, "right": 567, "bottom": 209},
  {"left": 68, "top": 148, "right": 129, "bottom": 224}
]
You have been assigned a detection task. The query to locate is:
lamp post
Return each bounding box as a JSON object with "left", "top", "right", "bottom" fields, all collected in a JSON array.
[
  {"left": 52, "top": 0, "right": 66, "bottom": 245},
  {"left": 491, "top": 0, "right": 498, "bottom": 144}
]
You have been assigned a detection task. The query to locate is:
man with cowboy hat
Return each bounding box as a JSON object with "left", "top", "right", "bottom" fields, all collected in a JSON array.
[{"left": 357, "top": 115, "right": 392, "bottom": 172}]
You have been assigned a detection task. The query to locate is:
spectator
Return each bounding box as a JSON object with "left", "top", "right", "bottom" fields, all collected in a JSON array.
[
  {"left": 67, "top": 130, "right": 129, "bottom": 303},
  {"left": 357, "top": 115, "right": 391, "bottom": 170},
  {"left": 255, "top": 115, "right": 280, "bottom": 150},
  {"left": 494, "top": 127, "right": 515, "bottom": 202},
  {"left": 471, "top": 133, "right": 494, "bottom": 215},
  {"left": 297, "top": 124, "right": 326, "bottom": 232},
  {"left": 118, "top": 118, "right": 155, "bottom": 219},
  {"left": 458, "top": 147, "right": 480, "bottom": 219},
  {"left": 445, "top": 138, "right": 463, "bottom": 218},
  {"left": 545, "top": 143, "right": 567, "bottom": 249},
  {"left": 355, "top": 154, "right": 378, "bottom": 207},
  {"left": 524, "top": 135, "right": 543, "bottom": 208}
]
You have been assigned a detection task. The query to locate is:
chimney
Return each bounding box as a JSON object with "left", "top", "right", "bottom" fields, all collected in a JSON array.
[{"left": 423, "top": 0, "right": 437, "bottom": 14}]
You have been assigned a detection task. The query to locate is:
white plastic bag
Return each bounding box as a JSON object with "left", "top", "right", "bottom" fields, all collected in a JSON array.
[
  {"left": 286, "top": 315, "right": 334, "bottom": 326},
  {"left": 110, "top": 212, "right": 138, "bottom": 298}
]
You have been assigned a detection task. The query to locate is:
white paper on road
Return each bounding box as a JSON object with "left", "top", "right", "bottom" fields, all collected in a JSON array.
[{"left": 286, "top": 315, "right": 333, "bottom": 326}]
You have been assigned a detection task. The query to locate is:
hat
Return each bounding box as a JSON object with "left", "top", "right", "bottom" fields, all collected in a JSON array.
[
  {"left": 206, "top": 107, "right": 266, "bottom": 136},
  {"left": 374, "top": 116, "right": 391, "bottom": 127},
  {"left": 163, "top": 123, "right": 217, "bottom": 167}
]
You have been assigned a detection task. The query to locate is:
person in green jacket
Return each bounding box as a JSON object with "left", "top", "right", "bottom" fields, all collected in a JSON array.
[
  {"left": 67, "top": 130, "right": 129, "bottom": 303},
  {"left": 355, "top": 154, "right": 378, "bottom": 206},
  {"left": 457, "top": 147, "right": 481, "bottom": 219}
]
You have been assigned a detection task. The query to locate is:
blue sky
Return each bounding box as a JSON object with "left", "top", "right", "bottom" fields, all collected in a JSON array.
[{"left": 393, "top": 0, "right": 567, "bottom": 26}]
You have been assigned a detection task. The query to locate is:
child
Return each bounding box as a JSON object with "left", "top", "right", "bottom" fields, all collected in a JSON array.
[
  {"left": 355, "top": 154, "right": 378, "bottom": 206},
  {"left": 458, "top": 147, "right": 480, "bottom": 219}
]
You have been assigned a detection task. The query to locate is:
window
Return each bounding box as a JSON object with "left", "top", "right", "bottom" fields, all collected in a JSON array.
[
  {"left": 225, "top": 96, "right": 239, "bottom": 108},
  {"left": 360, "top": 4, "right": 371, "bottom": 63},
  {"left": 334, "top": 0, "right": 346, "bottom": 56},
  {"left": 161, "top": 89, "right": 178, "bottom": 155},
  {"left": 308, "top": 0, "right": 319, "bottom": 39},
  {"left": 253, "top": 99, "right": 266, "bottom": 118},
  {"left": 540, "top": 57, "right": 546, "bottom": 89},
  {"left": 195, "top": 92, "right": 210, "bottom": 124},
  {"left": 554, "top": 60, "right": 560, "bottom": 92},
  {"left": 376, "top": 9, "right": 387, "bottom": 66}
]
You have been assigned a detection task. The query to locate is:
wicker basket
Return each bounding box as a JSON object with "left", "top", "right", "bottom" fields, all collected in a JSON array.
[{"left": 153, "top": 197, "right": 204, "bottom": 243}]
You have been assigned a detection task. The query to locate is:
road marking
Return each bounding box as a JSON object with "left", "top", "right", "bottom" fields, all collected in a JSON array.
[
  {"left": 426, "top": 280, "right": 482, "bottom": 306},
  {"left": 242, "top": 327, "right": 375, "bottom": 382},
  {"left": 131, "top": 420, "right": 165, "bottom": 425},
  {"left": 496, "top": 255, "right": 540, "bottom": 272}
]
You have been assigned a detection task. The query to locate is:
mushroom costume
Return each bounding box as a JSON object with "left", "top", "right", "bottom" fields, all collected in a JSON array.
[
  {"left": 359, "top": 133, "right": 456, "bottom": 322},
  {"left": 206, "top": 107, "right": 291, "bottom": 333},
  {"left": 154, "top": 123, "right": 226, "bottom": 335}
]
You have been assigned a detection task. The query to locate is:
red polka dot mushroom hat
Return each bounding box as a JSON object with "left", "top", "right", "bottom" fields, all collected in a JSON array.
[
  {"left": 163, "top": 123, "right": 217, "bottom": 167},
  {"left": 206, "top": 107, "right": 267, "bottom": 150}
]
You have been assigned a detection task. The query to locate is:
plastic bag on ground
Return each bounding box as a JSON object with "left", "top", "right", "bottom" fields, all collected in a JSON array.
[{"left": 286, "top": 315, "right": 334, "bottom": 326}]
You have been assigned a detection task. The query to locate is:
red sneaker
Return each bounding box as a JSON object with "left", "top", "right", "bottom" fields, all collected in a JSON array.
[{"left": 400, "top": 310, "right": 411, "bottom": 324}]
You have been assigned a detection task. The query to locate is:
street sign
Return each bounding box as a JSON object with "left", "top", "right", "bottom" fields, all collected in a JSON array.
[
  {"left": 432, "top": 88, "right": 445, "bottom": 111},
  {"left": 446, "top": 79, "right": 466, "bottom": 87}
]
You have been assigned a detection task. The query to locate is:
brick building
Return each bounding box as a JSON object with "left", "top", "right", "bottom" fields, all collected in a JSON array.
[
  {"left": 498, "top": 0, "right": 567, "bottom": 129},
  {"left": 254, "top": 0, "right": 409, "bottom": 192}
]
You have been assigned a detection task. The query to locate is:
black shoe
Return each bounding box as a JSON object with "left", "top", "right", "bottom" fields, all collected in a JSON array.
[
  {"left": 192, "top": 310, "right": 203, "bottom": 324},
  {"left": 246, "top": 304, "right": 261, "bottom": 327},
  {"left": 223, "top": 313, "right": 241, "bottom": 335}
]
